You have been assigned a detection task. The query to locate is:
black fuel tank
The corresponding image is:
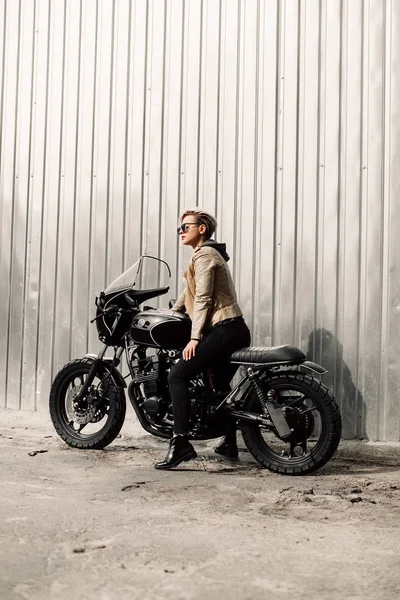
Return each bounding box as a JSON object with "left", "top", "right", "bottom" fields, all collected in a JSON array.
[{"left": 130, "top": 310, "right": 191, "bottom": 350}]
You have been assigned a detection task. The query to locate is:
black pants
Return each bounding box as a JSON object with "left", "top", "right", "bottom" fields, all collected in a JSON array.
[{"left": 168, "top": 318, "right": 251, "bottom": 435}]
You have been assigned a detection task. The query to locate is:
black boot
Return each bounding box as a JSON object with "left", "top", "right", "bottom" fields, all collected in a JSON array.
[
  {"left": 214, "top": 426, "right": 238, "bottom": 459},
  {"left": 154, "top": 435, "right": 197, "bottom": 470}
]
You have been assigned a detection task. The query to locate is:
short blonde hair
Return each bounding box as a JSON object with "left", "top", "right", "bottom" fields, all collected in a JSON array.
[{"left": 180, "top": 208, "right": 217, "bottom": 241}]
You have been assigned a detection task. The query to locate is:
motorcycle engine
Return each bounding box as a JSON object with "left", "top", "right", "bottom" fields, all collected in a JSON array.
[
  {"left": 132, "top": 355, "right": 159, "bottom": 396},
  {"left": 132, "top": 354, "right": 169, "bottom": 421},
  {"left": 142, "top": 396, "right": 162, "bottom": 416}
]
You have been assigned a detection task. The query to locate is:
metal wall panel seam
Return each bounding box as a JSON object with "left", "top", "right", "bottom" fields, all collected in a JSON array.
[
  {"left": 252, "top": 0, "right": 265, "bottom": 345},
  {"left": 353, "top": 1, "right": 366, "bottom": 438},
  {"left": 292, "top": 0, "right": 302, "bottom": 347},
  {"left": 0, "top": 0, "right": 7, "bottom": 175},
  {"left": 9, "top": 0, "right": 35, "bottom": 408},
  {"left": 231, "top": 0, "right": 241, "bottom": 285},
  {"left": 122, "top": 0, "right": 133, "bottom": 270},
  {"left": 34, "top": 0, "right": 52, "bottom": 409},
  {"left": 35, "top": 0, "right": 65, "bottom": 404},
  {"left": 195, "top": 0, "right": 204, "bottom": 208},
  {"left": 358, "top": 0, "right": 370, "bottom": 435},
  {"left": 214, "top": 0, "right": 222, "bottom": 224},
  {"left": 294, "top": 0, "right": 305, "bottom": 348},
  {"left": 365, "top": 0, "right": 387, "bottom": 440},
  {"left": 49, "top": 0, "right": 67, "bottom": 381},
  {"left": 390, "top": 0, "right": 400, "bottom": 441},
  {"left": 241, "top": 0, "right": 259, "bottom": 326},
  {"left": 198, "top": 0, "right": 220, "bottom": 216},
  {"left": 90, "top": 0, "right": 113, "bottom": 341},
  {"left": 270, "top": 0, "right": 281, "bottom": 346},
  {"left": 215, "top": 1, "right": 227, "bottom": 263},
  {"left": 108, "top": 0, "right": 126, "bottom": 282},
  {"left": 143, "top": 0, "right": 162, "bottom": 263},
  {"left": 73, "top": 0, "right": 97, "bottom": 359},
  {"left": 19, "top": 0, "right": 38, "bottom": 409},
  {"left": 68, "top": 0, "right": 83, "bottom": 361},
  {"left": 179, "top": 0, "right": 202, "bottom": 278},
  {"left": 23, "top": 0, "right": 50, "bottom": 408},
  {"left": 380, "top": 0, "right": 392, "bottom": 439},
  {"left": 104, "top": 0, "right": 116, "bottom": 285},
  {"left": 327, "top": 1, "right": 342, "bottom": 400},
  {"left": 86, "top": 0, "right": 99, "bottom": 349},
  {"left": 5, "top": 0, "right": 22, "bottom": 408},
  {"left": 157, "top": 0, "right": 181, "bottom": 295},
  {"left": 339, "top": 0, "right": 364, "bottom": 437},
  {"left": 284, "top": 1, "right": 300, "bottom": 345},
  {"left": 157, "top": 0, "right": 168, "bottom": 271},
  {"left": 297, "top": 0, "right": 319, "bottom": 356},
  {"left": 234, "top": 0, "right": 246, "bottom": 302},
  {"left": 273, "top": 0, "right": 286, "bottom": 345},
  {"left": 142, "top": 0, "right": 153, "bottom": 261},
  {"left": 174, "top": 0, "right": 185, "bottom": 295},
  {"left": 139, "top": 0, "right": 149, "bottom": 259},
  {"left": 250, "top": 0, "right": 261, "bottom": 339},
  {"left": 334, "top": 0, "right": 345, "bottom": 417},
  {"left": 55, "top": 0, "right": 82, "bottom": 369},
  {"left": 313, "top": 0, "right": 324, "bottom": 367}
]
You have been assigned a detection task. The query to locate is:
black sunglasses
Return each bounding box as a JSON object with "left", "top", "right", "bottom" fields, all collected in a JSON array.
[{"left": 177, "top": 222, "right": 200, "bottom": 234}]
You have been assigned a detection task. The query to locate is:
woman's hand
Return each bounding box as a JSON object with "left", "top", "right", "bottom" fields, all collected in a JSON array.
[{"left": 182, "top": 340, "right": 199, "bottom": 361}]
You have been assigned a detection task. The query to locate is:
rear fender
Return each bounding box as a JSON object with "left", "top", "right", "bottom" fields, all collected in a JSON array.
[
  {"left": 84, "top": 354, "right": 127, "bottom": 388},
  {"left": 299, "top": 361, "right": 328, "bottom": 376}
]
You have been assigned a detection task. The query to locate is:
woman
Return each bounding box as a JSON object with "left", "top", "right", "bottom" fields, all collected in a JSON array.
[{"left": 155, "top": 209, "right": 251, "bottom": 470}]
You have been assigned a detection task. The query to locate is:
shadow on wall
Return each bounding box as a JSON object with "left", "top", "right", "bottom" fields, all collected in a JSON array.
[{"left": 306, "top": 328, "right": 367, "bottom": 440}]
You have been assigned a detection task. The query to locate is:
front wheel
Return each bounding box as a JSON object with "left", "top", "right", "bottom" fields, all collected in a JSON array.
[
  {"left": 49, "top": 358, "right": 126, "bottom": 449},
  {"left": 240, "top": 372, "right": 341, "bottom": 475}
]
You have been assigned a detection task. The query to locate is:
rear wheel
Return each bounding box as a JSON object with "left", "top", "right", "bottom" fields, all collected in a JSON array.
[
  {"left": 240, "top": 371, "right": 341, "bottom": 475},
  {"left": 49, "top": 358, "right": 126, "bottom": 449}
]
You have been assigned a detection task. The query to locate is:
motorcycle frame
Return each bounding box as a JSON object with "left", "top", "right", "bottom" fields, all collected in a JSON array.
[{"left": 77, "top": 307, "right": 329, "bottom": 439}]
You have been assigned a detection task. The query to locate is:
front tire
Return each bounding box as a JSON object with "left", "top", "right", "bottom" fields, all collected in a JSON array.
[
  {"left": 240, "top": 372, "right": 341, "bottom": 475},
  {"left": 49, "top": 358, "right": 126, "bottom": 449}
]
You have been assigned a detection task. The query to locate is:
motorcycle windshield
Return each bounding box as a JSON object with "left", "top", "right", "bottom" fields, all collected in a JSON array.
[{"left": 104, "top": 255, "right": 171, "bottom": 295}]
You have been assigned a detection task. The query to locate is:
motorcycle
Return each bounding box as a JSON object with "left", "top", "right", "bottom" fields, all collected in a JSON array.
[{"left": 49, "top": 255, "right": 342, "bottom": 475}]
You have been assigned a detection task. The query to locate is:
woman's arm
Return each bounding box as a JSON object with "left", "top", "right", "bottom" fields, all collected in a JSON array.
[
  {"left": 191, "top": 251, "right": 215, "bottom": 340},
  {"left": 171, "top": 288, "right": 186, "bottom": 312}
]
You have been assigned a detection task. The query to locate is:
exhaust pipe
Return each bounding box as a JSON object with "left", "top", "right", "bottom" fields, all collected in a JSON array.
[{"left": 127, "top": 382, "right": 171, "bottom": 440}]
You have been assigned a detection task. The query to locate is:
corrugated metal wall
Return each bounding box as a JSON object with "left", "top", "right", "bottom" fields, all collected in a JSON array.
[{"left": 1, "top": 0, "right": 399, "bottom": 441}]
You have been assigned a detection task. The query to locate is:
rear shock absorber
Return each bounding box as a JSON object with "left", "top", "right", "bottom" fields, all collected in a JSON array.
[{"left": 247, "top": 368, "right": 293, "bottom": 439}]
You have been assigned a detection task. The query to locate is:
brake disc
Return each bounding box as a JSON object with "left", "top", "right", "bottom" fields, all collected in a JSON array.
[{"left": 66, "top": 385, "right": 97, "bottom": 425}]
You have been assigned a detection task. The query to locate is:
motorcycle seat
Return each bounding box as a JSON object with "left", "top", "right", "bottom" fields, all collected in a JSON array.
[{"left": 229, "top": 345, "right": 306, "bottom": 365}]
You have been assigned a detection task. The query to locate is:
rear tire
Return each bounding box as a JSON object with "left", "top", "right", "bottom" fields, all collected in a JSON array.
[
  {"left": 49, "top": 358, "right": 126, "bottom": 449},
  {"left": 240, "top": 371, "right": 341, "bottom": 475}
]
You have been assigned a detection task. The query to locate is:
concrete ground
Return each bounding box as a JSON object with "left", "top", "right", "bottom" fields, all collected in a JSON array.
[{"left": 1, "top": 406, "right": 400, "bottom": 600}]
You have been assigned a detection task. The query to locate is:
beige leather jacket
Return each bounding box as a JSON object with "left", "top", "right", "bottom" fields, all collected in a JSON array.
[{"left": 172, "top": 244, "right": 243, "bottom": 340}]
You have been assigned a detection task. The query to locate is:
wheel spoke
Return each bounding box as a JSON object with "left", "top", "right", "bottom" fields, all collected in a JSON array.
[
  {"left": 284, "top": 395, "right": 306, "bottom": 407},
  {"left": 67, "top": 419, "right": 87, "bottom": 433},
  {"left": 298, "top": 405, "right": 317, "bottom": 415}
]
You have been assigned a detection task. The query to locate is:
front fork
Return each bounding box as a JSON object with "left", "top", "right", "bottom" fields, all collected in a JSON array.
[{"left": 75, "top": 345, "right": 123, "bottom": 402}]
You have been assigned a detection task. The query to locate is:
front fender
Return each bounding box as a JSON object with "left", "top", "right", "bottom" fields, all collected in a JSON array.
[{"left": 84, "top": 354, "right": 127, "bottom": 388}]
